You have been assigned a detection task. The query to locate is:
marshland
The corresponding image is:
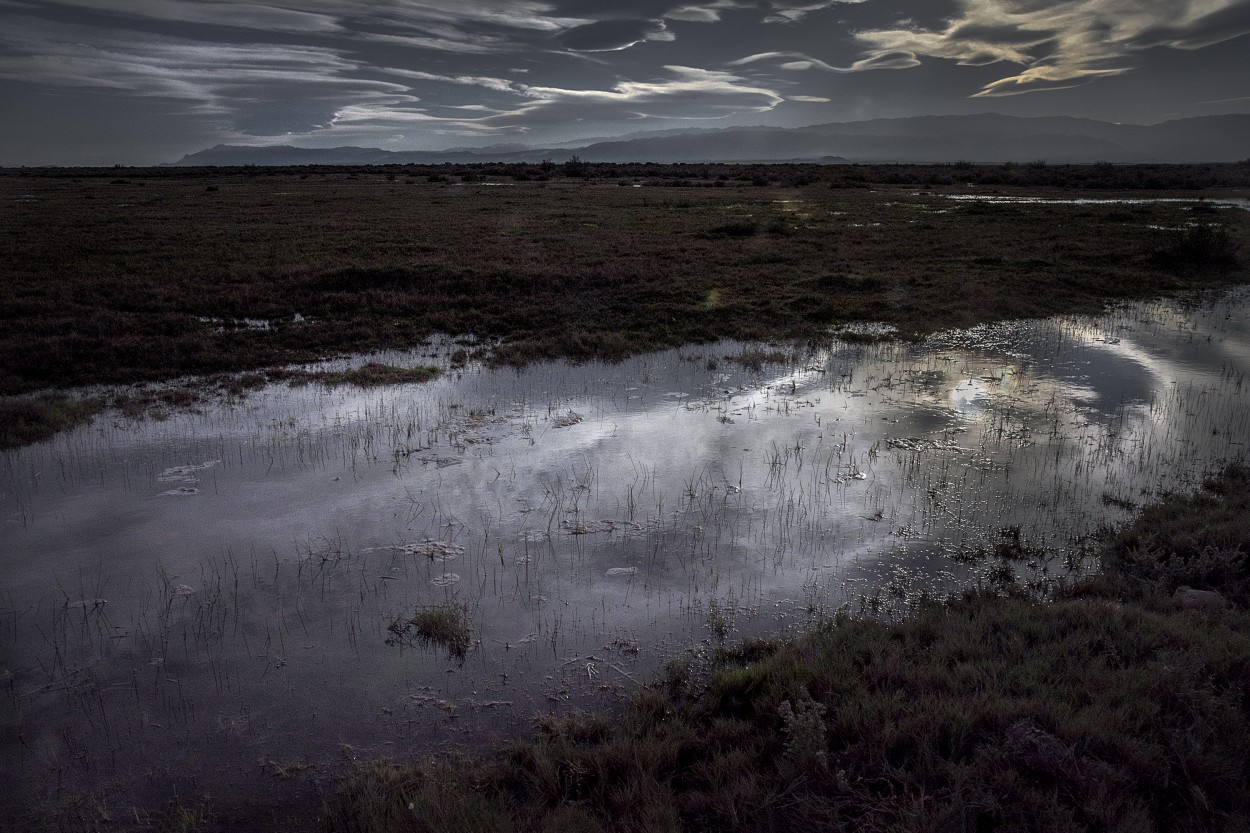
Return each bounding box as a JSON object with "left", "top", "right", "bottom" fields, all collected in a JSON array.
[{"left": 2, "top": 163, "right": 1249, "bottom": 831}]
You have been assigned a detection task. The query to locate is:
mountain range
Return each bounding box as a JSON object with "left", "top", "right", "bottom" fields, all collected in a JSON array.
[{"left": 170, "top": 113, "right": 1250, "bottom": 167}]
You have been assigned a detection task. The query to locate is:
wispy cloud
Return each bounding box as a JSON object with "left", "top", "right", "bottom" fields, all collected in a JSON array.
[
  {"left": 763, "top": 0, "right": 869, "bottom": 25},
  {"left": 3, "top": 0, "right": 346, "bottom": 34},
  {"left": 7, "top": 0, "right": 588, "bottom": 35},
  {"left": 0, "top": 19, "right": 405, "bottom": 107},
  {"left": 729, "top": 50, "right": 919, "bottom": 73},
  {"left": 514, "top": 65, "right": 784, "bottom": 120},
  {"left": 847, "top": 0, "right": 1250, "bottom": 97},
  {"left": 245, "top": 63, "right": 781, "bottom": 151}
]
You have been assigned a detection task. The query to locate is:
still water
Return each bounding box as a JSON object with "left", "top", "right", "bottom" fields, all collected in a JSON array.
[{"left": 3, "top": 288, "right": 1249, "bottom": 818}]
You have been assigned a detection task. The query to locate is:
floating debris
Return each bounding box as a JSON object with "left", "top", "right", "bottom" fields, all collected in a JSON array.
[
  {"left": 551, "top": 410, "right": 583, "bottom": 428},
  {"left": 611, "top": 637, "right": 640, "bottom": 654},
  {"left": 885, "top": 437, "right": 962, "bottom": 452},
  {"left": 605, "top": 567, "right": 637, "bottom": 577},
  {"left": 403, "top": 540, "right": 466, "bottom": 561},
  {"left": 417, "top": 455, "right": 463, "bottom": 468},
  {"left": 161, "top": 486, "right": 200, "bottom": 496},
  {"left": 430, "top": 573, "right": 461, "bottom": 587},
  {"left": 157, "top": 460, "right": 220, "bottom": 483},
  {"left": 561, "top": 519, "right": 617, "bottom": 535}
]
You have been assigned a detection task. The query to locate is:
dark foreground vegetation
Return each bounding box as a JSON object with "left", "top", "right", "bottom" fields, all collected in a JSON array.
[{"left": 327, "top": 465, "right": 1250, "bottom": 833}]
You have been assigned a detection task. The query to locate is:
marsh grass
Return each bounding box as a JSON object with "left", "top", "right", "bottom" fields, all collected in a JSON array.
[
  {"left": 724, "top": 348, "right": 788, "bottom": 372},
  {"left": 1152, "top": 225, "right": 1242, "bottom": 273},
  {"left": 330, "top": 466, "right": 1250, "bottom": 833},
  {"left": 297, "top": 362, "right": 441, "bottom": 387},
  {"left": 386, "top": 604, "right": 473, "bottom": 662},
  {"left": 1096, "top": 463, "right": 1250, "bottom": 606},
  {"left": 3, "top": 170, "right": 1246, "bottom": 404},
  {"left": 0, "top": 395, "right": 104, "bottom": 448}
]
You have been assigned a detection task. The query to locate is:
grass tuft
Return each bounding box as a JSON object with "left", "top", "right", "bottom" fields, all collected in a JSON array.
[
  {"left": 386, "top": 604, "right": 473, "bottom": 662},
  {"left": 301, "top": 363, "right": 441, "bottom": 387},
  {"left": 0, "top": 395, "right": 104, "bottom": 449}
]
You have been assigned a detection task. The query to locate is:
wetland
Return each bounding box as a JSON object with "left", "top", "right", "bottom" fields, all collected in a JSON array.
[{"left": 2, "top": 165, "right": 1249, "bottom": 831}]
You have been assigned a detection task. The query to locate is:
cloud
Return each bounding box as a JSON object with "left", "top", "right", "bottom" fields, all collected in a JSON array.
[
  {"left": 729, "top": 50, "right": 919, "bottom": 72},
  {"left": 294, "top": 64, "right": 785, "bottom": 141},
  {"left": 556, "top": 19, "right": 670, "bottom": 51},
  {"left": 7, "top": 0, "right": 345, "bottom": 34},
  {"left": 973, "top": 65, "right": 1126, "bottom": 97},
  {"left": 3, "top": 0, "right": 592, "bottom": 58},
  {"left": 506, "top": 65, "right": 784, "bottom": 122},
  {"left": 763, "top": 0, "right": 868, "bottom": 24},
  {"left": 381, "top": 69, "right": 520, "bottom": 93},
  {"left": 12, "top": 0, "right": 586, "bottom": 34},
  {"left": 847, "top": 0, "right": 1250, "bottom": 97},
  {"left": 0, "top": 16, "right": 410, "bottom": 125},
  {"left": 665, "top": 5, "right": 727, "bottom": 23}
]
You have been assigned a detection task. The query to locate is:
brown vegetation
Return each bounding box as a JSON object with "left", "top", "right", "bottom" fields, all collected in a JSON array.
[{"left": 2, "top": 167, "right": 1245, "bottom": 401}]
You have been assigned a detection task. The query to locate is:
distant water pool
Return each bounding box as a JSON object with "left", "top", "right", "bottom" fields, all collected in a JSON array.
[{"left": 942, "top": 194, "right": 1250, "bottom": 211}]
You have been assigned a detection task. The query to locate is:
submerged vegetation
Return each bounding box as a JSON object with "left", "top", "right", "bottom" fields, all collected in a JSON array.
[{"left": 329, "top": 466, "right": 1250, "bottom": 833}]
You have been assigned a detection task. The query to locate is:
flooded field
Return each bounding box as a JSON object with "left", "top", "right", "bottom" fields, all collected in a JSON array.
[{"left": 3, "top": 287, "right": 1250, "bottom": 822}]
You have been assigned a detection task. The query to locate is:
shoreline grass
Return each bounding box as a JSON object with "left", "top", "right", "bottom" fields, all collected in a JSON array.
[
  {"left": 0, "top": 363, "right": 440, "bottom": 449},
  {"left": 327, "top": 465, "right": 1250, "bottom": 833},
  {"left": 0, "top": 395, "right": 106, "bottom": 449},
  {"left": 294, "top": 362, "right": 441, "bottom": 388}
]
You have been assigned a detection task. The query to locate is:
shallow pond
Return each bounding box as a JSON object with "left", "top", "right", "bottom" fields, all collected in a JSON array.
[{"left": 3, "top": 287, "right": 1250, "bottom": 820}]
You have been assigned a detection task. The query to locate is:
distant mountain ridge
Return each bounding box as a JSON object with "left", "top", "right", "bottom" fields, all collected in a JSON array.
[{"left": 170, "top": 113, "right": 1250, "bottom": 166}]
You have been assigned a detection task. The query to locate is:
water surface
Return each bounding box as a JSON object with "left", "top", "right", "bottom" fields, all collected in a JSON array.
[{"left": 3, "top": 288, "right": 1249, "bottom": 821}]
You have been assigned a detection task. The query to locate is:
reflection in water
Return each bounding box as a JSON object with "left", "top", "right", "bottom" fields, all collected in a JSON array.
[
  {"left": 942, "top": 194, "right": 1250, "bottom": 211},
  {"left": 2, "top": 288, "right": 1249, "bottom": 817}
]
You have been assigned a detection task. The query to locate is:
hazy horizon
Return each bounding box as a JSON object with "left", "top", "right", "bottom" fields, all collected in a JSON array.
[{"left": 3, "top": 0, "right": 1249, "bottom": 166}]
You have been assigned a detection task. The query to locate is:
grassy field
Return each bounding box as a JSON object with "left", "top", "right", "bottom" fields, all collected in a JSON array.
[
  {"left": 327, "top": 466, "right": 1250, "bottom": 833},
  {"left": 3, "top": 167, "right": 1246, "bottom": 402}
]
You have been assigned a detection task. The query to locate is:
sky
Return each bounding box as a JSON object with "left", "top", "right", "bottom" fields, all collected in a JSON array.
[{"left": 2, "top": 0, "right": 1249, "bottom": 165}]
